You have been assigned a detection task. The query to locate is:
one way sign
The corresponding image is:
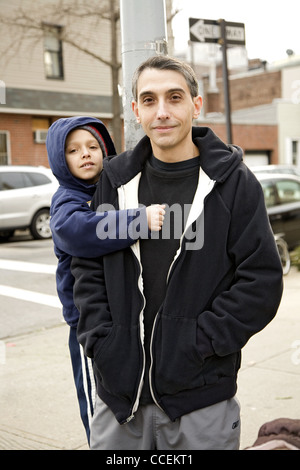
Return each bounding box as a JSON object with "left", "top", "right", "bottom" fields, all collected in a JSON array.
[{"left": 189, "top": 18, "right": 246, "bottom": 46}]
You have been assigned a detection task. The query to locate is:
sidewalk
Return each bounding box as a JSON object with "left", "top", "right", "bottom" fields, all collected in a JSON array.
[
  {"left": 0, "top": 268, "right": 299, "bottom": 450},
  {"left": 237, "top": 265, "right": 300, "bottom": 448},
  {"left": 0, "top": 323, "right": 88, "bottom": 450}
]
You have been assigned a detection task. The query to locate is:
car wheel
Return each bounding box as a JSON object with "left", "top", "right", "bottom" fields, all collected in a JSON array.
[
  {"left": 275, "top": 236, "right": 291, "bottom": 275},
  {"left": 30, "top": 209, "right": 52, "bottom": 239}
]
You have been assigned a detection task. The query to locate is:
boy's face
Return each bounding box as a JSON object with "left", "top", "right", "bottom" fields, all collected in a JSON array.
[
  {"left": 65, "top": 129, "right": 104, "bottom": 184},
  {"left": 132, "top": 68, "right": 202, "bottom": 161}
]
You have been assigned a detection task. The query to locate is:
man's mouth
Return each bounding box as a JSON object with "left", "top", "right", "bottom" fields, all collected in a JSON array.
[{"left": 154, "top": 126, "right": 175, "bottom": 132}]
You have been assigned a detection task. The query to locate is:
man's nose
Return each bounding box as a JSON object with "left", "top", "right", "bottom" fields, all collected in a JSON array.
[{"left": 157, "top": 100, "right": 170, "bottom": 119}]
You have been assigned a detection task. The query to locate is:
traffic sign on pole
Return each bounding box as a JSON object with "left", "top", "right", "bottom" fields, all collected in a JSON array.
[
  {"left": 188, "top": 17, "right": 245, "bottom": 144},
  {"left": 225, "top": 22, "right": 246, "bottom": 46},
  {"left": 189, "top": 18, "right": 245, "bottom": 46},
  {"left": 189, "top": 18, "right": 220, "bottom": 43}
]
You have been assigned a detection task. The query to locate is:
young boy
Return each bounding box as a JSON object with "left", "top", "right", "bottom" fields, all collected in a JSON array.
[{"left": 46, "top": 116, "right": 164, "bottom": 444}]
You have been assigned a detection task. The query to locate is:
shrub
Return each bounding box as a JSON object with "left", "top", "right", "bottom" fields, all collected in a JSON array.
[{"left": 290, "top": 245, "right": 300, "bottom": 271}]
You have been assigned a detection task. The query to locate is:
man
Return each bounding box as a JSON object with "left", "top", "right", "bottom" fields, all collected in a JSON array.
[{"left": 72, "top": 56, "right": 283, "bottom": 450}]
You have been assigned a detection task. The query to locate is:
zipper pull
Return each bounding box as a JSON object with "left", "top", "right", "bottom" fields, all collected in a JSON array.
[{"left": 125, "top": 413, "right": 135, "bottom": 423}]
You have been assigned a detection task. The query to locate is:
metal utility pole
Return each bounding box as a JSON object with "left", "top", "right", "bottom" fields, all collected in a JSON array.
[
  {"left": 120, "top": 0, "right": 168, "bottom": 150},
  {"left": 218, "top": 19, "right": 232, "bottom": 144}
]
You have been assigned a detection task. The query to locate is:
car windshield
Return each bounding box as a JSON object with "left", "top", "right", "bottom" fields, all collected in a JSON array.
[
  {"left": 260, "top": 178, "right": 300, "bottom": 207},
  {"left": 276, "top": 180, "right": 300, "bottom": 204},
  {"left": 0, "top": 171, "right": 51, "bottom": 190}
]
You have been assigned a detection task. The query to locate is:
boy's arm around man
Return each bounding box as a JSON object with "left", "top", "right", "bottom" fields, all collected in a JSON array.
[{"left": 50, "top": 173, "right": 147, "bottom": 259}]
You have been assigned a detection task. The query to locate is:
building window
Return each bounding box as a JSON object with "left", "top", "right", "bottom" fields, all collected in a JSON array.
[
  {"left": 292, "top": 140, "right": 299, "bottom": 166},
  {"left": 0, "top": 132, "right": 10, "bottom": 165},
  {"left": 43, "top": 25, "right": 64, "bottom": 79},
  {"left": 286, "top": 138, "right": 300, "bottom": 169}
]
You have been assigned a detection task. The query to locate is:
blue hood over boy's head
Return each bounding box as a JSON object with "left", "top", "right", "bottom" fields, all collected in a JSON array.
[{"left": 46, "top": 116, "right": 116, "bottom": 192}]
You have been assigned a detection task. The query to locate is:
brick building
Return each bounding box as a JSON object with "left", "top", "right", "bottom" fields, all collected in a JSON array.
[{"left": 193, "top": 55, "right": 300, "bottom": 167}]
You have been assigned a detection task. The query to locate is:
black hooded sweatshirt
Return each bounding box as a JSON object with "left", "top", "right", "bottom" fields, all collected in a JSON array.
[{"left": 72, "top": 127, "right": 283, "bottom": 424}]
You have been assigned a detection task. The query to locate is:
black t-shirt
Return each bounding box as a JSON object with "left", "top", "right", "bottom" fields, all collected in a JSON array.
[{"left": 138, "top": 154, "right": 200, "bottom": 403}]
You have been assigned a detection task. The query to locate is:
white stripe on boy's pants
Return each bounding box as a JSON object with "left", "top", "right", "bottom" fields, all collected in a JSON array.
[{"left": 80, "top": 345, "right": 96, "bottom": 425}]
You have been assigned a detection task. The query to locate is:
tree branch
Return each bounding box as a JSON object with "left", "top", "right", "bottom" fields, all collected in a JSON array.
[{"left": 0, "top": 6, "right": 121, "bottom": 70}]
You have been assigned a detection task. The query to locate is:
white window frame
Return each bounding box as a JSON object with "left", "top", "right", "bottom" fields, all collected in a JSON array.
[
  {"left": 0, "top": 131, "right": 11, "bottom": 165},
  {"left": 285, "top": 137, "right": 300, "bottom": 170},
  {"left": 43, "top": 24, "right": 64, "bottom": 80}
]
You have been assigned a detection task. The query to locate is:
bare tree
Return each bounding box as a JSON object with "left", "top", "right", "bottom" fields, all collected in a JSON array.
[{"left": 0, "top": 0, "right": 123, "bottom": 151}]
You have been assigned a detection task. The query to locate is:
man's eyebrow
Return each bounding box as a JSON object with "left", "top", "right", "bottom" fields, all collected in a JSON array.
[
  {"left": 139, "top": 90, "right": 154, "bottom": 99},
  {"left": 167, "top": 87, "right": 186, "bottom": 94},
  {"left": 138, "top": 87, "right": 187, "bottom": 99}
]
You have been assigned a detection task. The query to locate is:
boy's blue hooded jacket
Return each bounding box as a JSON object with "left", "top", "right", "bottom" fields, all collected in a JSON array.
[{"left": 47, "top": 116, "right": 144, "bottom": 327}]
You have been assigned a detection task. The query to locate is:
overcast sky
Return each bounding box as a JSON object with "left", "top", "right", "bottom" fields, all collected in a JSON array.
[{"left": 171, "top": 0, "right": 299, "bottom": 63}]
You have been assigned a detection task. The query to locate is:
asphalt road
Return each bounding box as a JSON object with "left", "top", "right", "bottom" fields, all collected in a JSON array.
[
  {"left": 0, "top": 230, "right": 89, "bottom": 450},
  {"left": 0, "top": 231, "right": 61, "bottom": 340}
]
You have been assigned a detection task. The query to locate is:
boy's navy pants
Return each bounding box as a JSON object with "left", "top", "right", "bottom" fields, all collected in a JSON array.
[{"left": 68, "top": 326, "right": 95, "bottom": 445}]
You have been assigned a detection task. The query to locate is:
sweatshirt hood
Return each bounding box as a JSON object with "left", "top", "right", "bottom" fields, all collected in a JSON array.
[
  {"left": 192, "top": 127, "right": 243, "bottom": 182},
  {"left": 104, "top": 126, "right": 243, "bottom": 188},
  {"left": 46, "top": 116, "right": 116, "bottom": 192}
]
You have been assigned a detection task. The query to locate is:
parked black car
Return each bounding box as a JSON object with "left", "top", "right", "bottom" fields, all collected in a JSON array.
[{"left": 256, "top": 173, "right": 300, "bottom": 250}]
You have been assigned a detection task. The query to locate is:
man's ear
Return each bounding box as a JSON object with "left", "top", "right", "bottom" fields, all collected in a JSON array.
[
  {"left": 193, "top": 95, "right": 203, "bottom": 119},
  {"left": 132, "top": 101, "right": 141, "bottom": 123}
]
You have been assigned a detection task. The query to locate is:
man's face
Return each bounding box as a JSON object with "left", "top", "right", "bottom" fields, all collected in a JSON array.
[
  {"left": 132, "top": 68, "right": 202, "bottom": 161},
  {"left": 65, "top": 129, "right": 104, "bottom": 184}
]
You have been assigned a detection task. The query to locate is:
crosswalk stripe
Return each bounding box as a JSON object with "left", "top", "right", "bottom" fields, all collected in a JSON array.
[
  {"left": 0, "top": 259, "right": 56, "bottom": 274},
  {"left": 0, "top": 285, "right": 61, "bottom": 308}
]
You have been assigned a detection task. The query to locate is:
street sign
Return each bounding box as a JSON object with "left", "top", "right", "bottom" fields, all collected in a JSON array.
[
  {"left": 225, "top": 22, "right": 246, "bottom": 46},
  {"left": 188, "top": 18, "right": 246, "bottom": 144},
  {"left": 189, "top": 18, "right": 245, "bottom": 46},
  {"left": 189, "top": 18, "right": 220, "bottom": 44}
]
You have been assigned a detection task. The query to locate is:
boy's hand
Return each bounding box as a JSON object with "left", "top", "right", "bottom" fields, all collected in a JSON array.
[{"left": 146, "top": 204, "right": 165, "bottom": 232}]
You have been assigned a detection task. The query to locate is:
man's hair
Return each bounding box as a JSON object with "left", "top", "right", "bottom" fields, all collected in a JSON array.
[{"left": 132, "top": 55, "right": 199, "bottom": 101}]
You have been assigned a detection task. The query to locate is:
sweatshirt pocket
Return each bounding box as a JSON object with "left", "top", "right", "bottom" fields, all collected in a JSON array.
[
  {"left": 152, "top": 314, "right": 205, "bottom": 396},
  {"left": 93, "top": 324, "right": 143, "bottom": 401}
]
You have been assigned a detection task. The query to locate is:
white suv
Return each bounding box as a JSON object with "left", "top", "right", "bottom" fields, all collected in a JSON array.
[{"left": 0, "top": 165, "right": 58, "bottom": 240}]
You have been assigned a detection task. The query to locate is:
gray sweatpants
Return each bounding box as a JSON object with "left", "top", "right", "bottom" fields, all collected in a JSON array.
[{"left": 90, "top": 395, "right": 241, "bottom": 450}]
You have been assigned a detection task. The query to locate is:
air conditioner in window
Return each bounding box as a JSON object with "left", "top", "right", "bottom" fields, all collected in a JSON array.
[{"left": 34, "top": 129, "right": 48, "bottom": 143}]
